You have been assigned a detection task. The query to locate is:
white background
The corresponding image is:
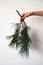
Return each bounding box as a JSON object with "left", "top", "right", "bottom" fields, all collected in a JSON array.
[{"left": 0, "top": 0, "right": 43, "bottom": 65}]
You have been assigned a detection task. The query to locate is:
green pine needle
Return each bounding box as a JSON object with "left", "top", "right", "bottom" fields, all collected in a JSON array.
[
  {"left": 7, "top": 23, "right": 31, "bottom": 58},
  {"left": 19, "top": 27, "right": 31, "bottom": 57}
]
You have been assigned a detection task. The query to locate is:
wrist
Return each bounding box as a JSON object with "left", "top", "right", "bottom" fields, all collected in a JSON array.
[{"left": 31, "top": 11, "right": 34, "bottom": 15}]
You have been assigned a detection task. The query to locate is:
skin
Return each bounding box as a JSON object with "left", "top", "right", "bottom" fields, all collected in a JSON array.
[{"left": 20, "top": 10, "right": 43, "bottom": 22}]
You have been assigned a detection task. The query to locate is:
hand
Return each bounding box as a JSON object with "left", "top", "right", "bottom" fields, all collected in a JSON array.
[{"left": 20, "top": 12, "right": 32, "bottom": 22}]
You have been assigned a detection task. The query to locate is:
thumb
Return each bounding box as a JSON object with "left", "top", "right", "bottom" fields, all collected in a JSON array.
[{"left": 20, "top": 17, "right": 24, "bottom": 22}]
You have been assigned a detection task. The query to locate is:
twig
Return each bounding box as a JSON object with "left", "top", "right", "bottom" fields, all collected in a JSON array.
[{"left": 16, "top": 10, "right": 26, "bottom": 28}]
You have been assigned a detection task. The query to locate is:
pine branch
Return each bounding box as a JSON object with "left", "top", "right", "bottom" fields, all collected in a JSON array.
[{"left": 7, "top": 10, "right": 31, "bottom": 58}]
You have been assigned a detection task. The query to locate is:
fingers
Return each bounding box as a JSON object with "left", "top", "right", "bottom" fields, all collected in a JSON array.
[
  {"left": 20, "top": 12, "right": 32, "bottom": 22},
  {"left": 20, "top": 13, "right": 25, "bottom": 22}
]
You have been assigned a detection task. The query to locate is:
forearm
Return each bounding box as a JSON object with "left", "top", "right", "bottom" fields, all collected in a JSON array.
[
  {"left": 20, "top": 10, "right": 43, "bottom": 22},
  {"left": 32, "top": 11, "right": 43, "bottom": 16}
]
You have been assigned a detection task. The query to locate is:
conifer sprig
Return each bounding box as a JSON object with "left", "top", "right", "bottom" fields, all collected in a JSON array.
[{"left": 7, "top": 10, "right": 31, "bottom": 58}]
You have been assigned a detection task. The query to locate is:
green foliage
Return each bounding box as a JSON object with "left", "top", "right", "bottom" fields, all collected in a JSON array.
[
  {"left": 19, "top": 27, "right": 31, "bottom": 57},
  {"left": 7, "top": 23, "right": 31, "bottom": 58},
  {"left": 7, "top": 23, "right": 21, "bottom": 48},
  {"left": 7, "top": 10, "right": 32, "bottom": 58}
]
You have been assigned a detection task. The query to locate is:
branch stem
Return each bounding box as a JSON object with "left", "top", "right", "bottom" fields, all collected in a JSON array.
[{"left": 16, "top": 10, "right": 26, "bottom": 28}]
